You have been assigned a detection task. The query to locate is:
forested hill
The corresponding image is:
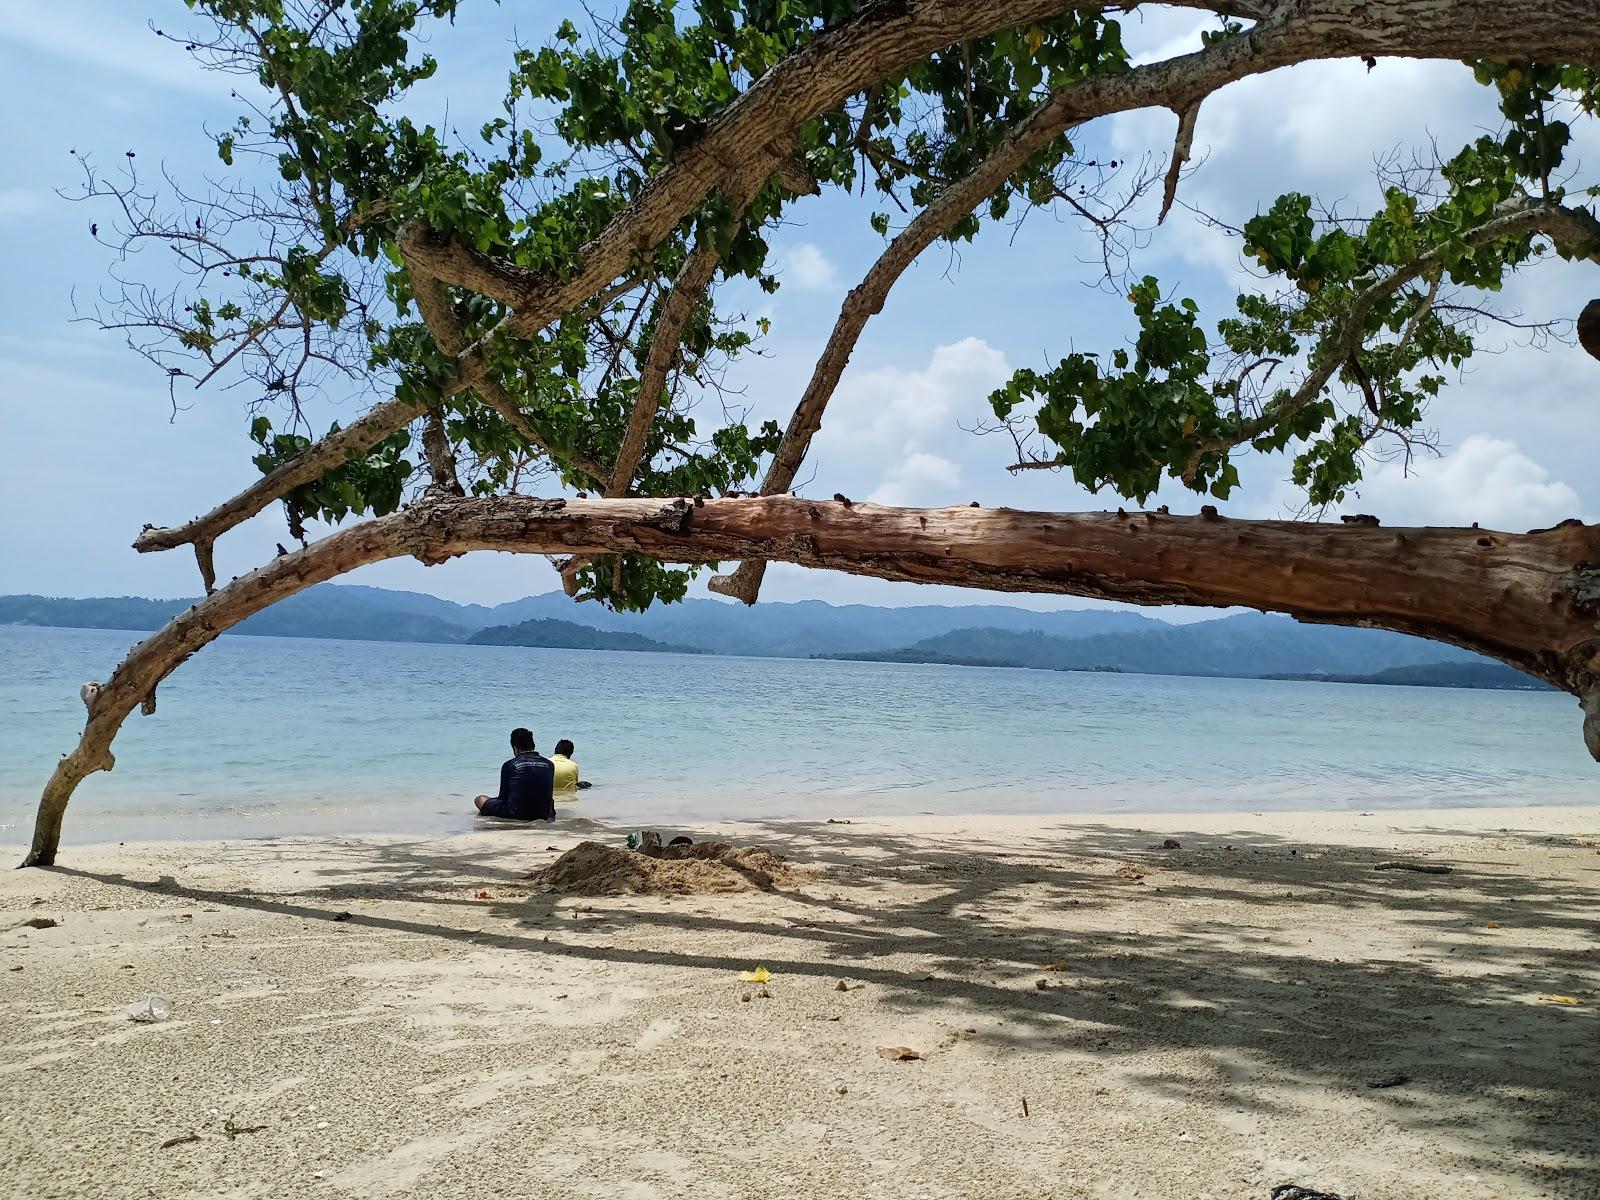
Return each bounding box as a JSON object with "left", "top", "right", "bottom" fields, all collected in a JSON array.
[
  {"left": 0, "top": 585, "right": 1541, "bottom": 688},
  {"left": 822, "top": 614, "right": 1543, "bottom": 686},
  {"left": 1262, "top": 662, "right": 1556, "bottom": 690},
  {"left": 467, "top": 618, "right": 697, "bottom": 654}
]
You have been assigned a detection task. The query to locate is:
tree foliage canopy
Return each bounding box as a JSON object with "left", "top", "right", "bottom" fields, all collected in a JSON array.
[{"left": 82, "top": 0, "right": 1600, "bottom": 609}]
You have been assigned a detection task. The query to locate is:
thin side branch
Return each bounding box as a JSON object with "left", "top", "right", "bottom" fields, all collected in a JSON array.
[
  {"left": 399, "top": 220, "right": 610, "bottom": 486},
  {"left": 421, "top": 409, "right": 464, "bottom": 496},
  {"left": 607, "top": 164, "right": 767, "bottom": 497},
  {"left": 132, "top": 393, "right": 423, "bottom": 555},
  {"left": 1182, "top": 194, "right": 1600, "bottom": 477},
  {"left": 1159, "top": 101, "right": 1202, "bottom": 224}
]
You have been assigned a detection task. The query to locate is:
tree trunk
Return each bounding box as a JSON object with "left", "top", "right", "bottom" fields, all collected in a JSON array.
[{"left": 24, "top": 496, "right": 1600, "bottom": 866}]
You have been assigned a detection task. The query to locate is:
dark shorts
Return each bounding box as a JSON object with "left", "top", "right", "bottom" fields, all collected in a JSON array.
[{"left": 479, "top": 800, "right": 551, "bottom": 821}]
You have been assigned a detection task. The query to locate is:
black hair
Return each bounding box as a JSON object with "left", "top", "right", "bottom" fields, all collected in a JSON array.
[
  {"left": 510, "top": 727, "right": 535, "bottom": 752},
  {"left": 554, "top": 739, "right": 575, "bottom": 757}
]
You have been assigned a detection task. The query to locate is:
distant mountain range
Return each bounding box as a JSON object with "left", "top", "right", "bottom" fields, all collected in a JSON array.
[
  {"left": 0, "top": 585, "right": 1157, "bottom": 655},
  {"left": 824, "top": 615, "right": 1494, "bottom": 679},
  {"left": 0, "top": 585, "right": 1546, "bottom": 690}
]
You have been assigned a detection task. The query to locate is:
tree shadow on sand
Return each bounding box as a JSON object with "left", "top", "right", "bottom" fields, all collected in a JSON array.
[{"left": 51, "top": 814, "right": 1600, "bottom": 1193}]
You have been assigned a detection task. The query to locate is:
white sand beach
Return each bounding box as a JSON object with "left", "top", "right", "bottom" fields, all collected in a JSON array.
[{"left": 2, "top": 806, "right": 1596, "bottom": 1200}]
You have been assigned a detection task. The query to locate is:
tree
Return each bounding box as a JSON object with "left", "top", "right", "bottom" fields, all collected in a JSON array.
[{"left": 22, "top": 0, "right": 1600, "bottom": 867}]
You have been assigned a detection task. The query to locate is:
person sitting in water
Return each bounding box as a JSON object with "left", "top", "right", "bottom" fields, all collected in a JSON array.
[
  {"left": 550, "top": 738, "right": 585, "bottom": 794},
  {"left": 473, "top": 727, "right": 555, "bottom": 822}
]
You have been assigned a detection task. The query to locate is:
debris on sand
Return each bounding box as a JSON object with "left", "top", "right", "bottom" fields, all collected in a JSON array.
[
  {"left": 876, "top": 1046, "right": 923, "bottom": 1061},
  {"left": 525, "top": 840, "right": 802, "bottom": 896},
  {"left": 1366, "top": 1072, "right": 1410, "bottom": 1088},
  {"left": 1374, "top": 860, "right": 1452, "bottom": 875},
  {"left": 127, "top": 995, "right": 174, "bottom": 1023}
]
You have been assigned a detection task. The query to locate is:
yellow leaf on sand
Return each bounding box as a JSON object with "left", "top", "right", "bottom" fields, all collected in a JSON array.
[
  {"left": 738, "top": 966, "right": 770, "bottom": 983},
  {"left": 1539, "top": 994, "right": 1581, "bottom": 1006}
]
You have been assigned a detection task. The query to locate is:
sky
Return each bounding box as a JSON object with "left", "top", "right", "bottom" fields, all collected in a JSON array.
[{"left": 1, "top": 3, "right": 1596, "bottom": 613}]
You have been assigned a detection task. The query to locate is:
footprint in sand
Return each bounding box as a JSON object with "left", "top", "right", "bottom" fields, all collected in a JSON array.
[
  {"left": 325, "top": 1130, "right": 487, "bottom": 1197},
  {"left": 634, "top": 1018, "right": 678, "bottom": 1051}
]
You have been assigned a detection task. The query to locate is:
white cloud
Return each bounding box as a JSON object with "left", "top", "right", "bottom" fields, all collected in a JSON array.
[
  {"left": 776, "top": 242, "right": 840, "bottom": 291},
  {"left": 1122, "top": 58, "right": 1492, "bottom": 208},
  {"left": 1111, "top": 56, "right": 1498, "bottom": 289},
  {"left": 1121, "top": 10, "right": 1210, "bottom": 66},
  {"left": 822, "top": 336, "right": 1011, "bottom": 448},
  {"left": 868, "top": 451, "right": 963, "bottom": 506},
  {"left": 1340, "top": 436, "right": 1585, "bottom": 531},
  {"left": 1204, "top": 60, "right": 1487, "bottom": 186}
]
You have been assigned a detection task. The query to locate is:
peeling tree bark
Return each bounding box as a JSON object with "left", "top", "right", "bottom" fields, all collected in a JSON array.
[{"left": 25, "top": 497, "right": 1600, "bottom": 867}]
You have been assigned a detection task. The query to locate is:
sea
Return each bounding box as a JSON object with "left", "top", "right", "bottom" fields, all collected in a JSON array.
[{"left": 0, "top": 624, "right": 1595, "bottom": 850}]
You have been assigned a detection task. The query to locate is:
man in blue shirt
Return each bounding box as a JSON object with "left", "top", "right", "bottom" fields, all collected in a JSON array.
[{"left": 473, "top": 727, "right": 556, "bottom": 821}]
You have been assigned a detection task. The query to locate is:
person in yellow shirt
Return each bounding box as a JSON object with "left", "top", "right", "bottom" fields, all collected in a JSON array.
[{"left": 551, "top": 739, "right": 584, "bottom": 796}]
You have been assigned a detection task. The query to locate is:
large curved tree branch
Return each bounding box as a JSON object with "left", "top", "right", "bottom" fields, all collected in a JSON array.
[
  {"left": 404, "top": 0, "right": 1600, "bottom": 322},
  {"left": 27, "top": 495, "right": 1600, "bottom": 866},
  {"left": 127, "top": 0, "right": 1600, "bottom": 586},
  {"left": 395, "top": 0, "right": 1257, "bottom": 315},
  {"left": 712, "top": 12, "right": 1320, "bottom": 602}
]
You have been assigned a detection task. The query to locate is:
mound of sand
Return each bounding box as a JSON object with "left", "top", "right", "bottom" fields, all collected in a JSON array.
[{"left": 525, "top": 840, "right": 800, "bottom": 896}]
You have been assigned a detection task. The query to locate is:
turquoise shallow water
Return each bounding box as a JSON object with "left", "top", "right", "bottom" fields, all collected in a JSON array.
[{"left": 0, "top": 624, "right": 1594, "bottom": 849}]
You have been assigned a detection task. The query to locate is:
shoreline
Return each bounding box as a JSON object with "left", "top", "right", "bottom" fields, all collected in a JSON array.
[
  {"left": 4, "top": 805, "right": 1596, "bottom": 1198},
  {"left": 6, "top": 796, "right": 1598, "bottom": 857}
]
